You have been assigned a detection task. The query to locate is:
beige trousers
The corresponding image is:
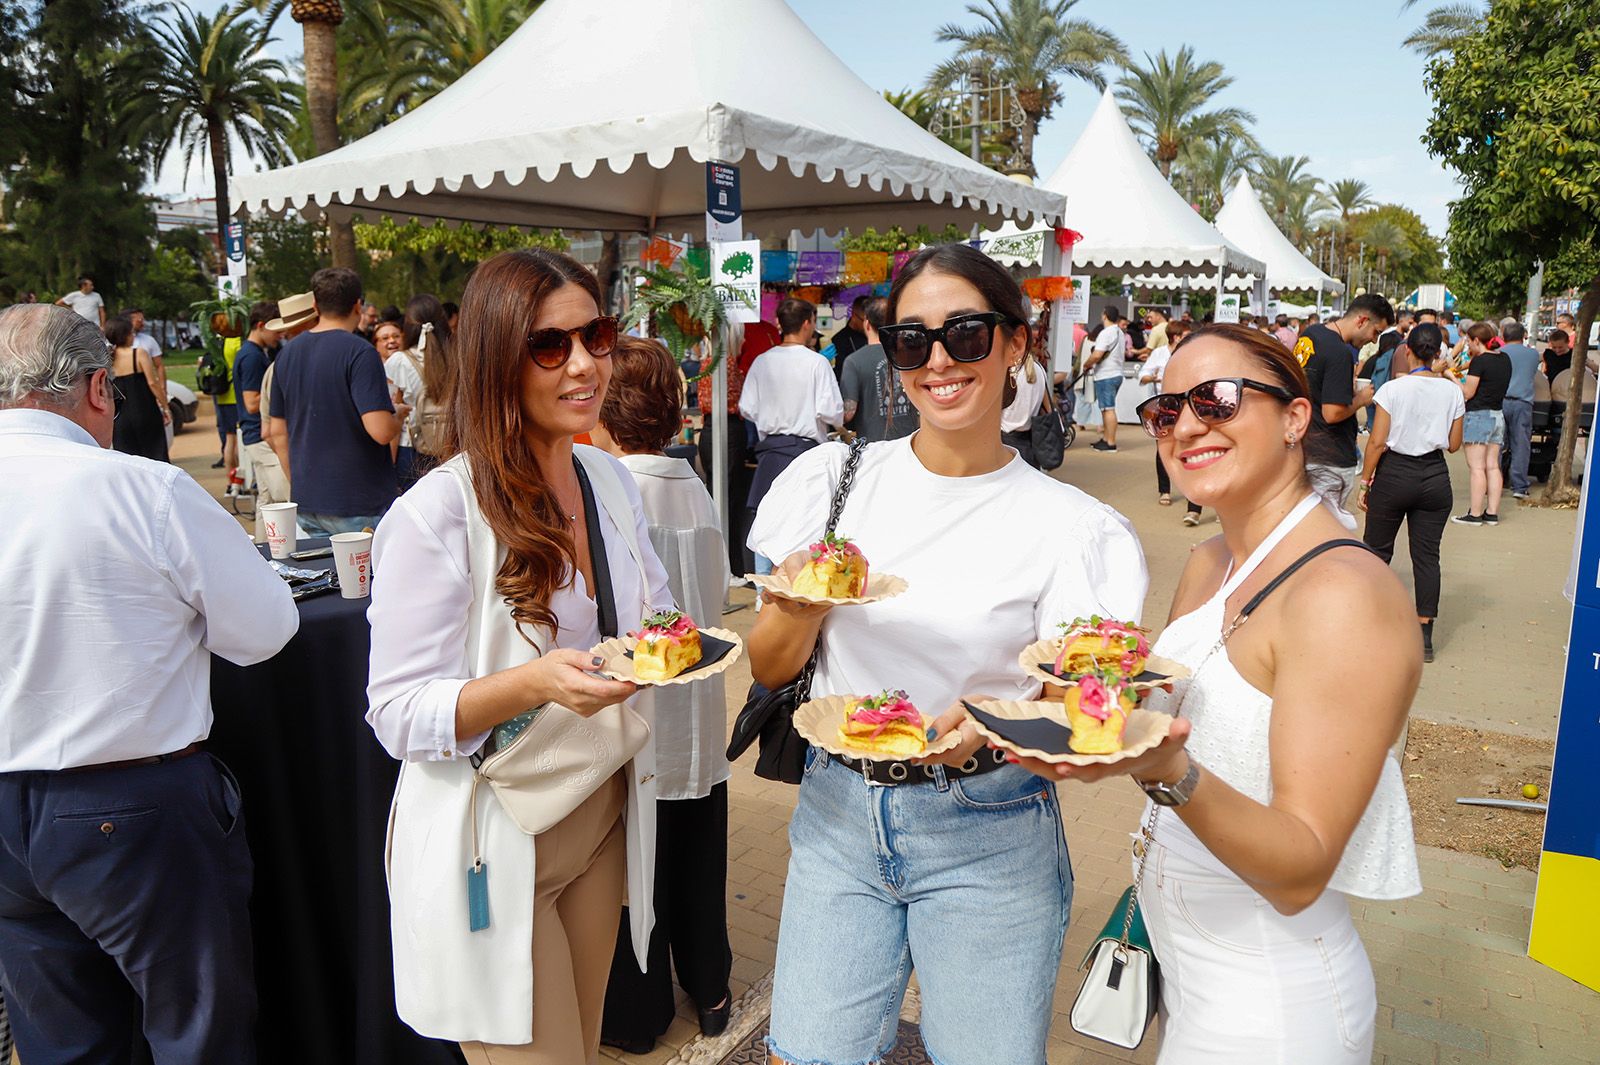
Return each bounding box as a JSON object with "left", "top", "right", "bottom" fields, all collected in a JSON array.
[
  {"left": 460, "top": 772, "right": 628, "bottom": 1065},
  {"left": 244, "top": 440, "right": 291, "bottom": 542}
]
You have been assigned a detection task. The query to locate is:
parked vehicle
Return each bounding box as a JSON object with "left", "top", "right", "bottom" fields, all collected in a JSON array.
[{"left": 167, "top": 379, "right": 199, "bottom": 431}]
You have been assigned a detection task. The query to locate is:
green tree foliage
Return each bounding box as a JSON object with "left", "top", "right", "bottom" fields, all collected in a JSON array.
[
  {"left": 1115, "top": 46, "right": 1256, "bottom": 178},
  {"left": 1253, "top": 155, "right": 1329, "bottom": 247},
  {"left": 248, "top": 216, "right": 327, "bottom": 303},
  {"left": 1424, "top": 0, "right": 1600, "bottom": 501},
  {"left": 837, "top": 226, "right": 970, "bottom": 253},
  {"left": 0, "top": 0, "right": 160, "bottom": 302},
  {"left": 133, "top": 10, "right": 297, "bottom": 256},
  {"left": 1326, "top": 179, "right": 1375, "bottom": 221},
  {"left": 356, "top": 219, "right": 566, "bottom": 307},
  {"left": 930, "top": 0, "right": 1126, "bottom": 175},
  {"left": 124, "top": 236, "right": 212, "bottom": 321},
  {"left": 1401, "top": 1, "right": 1486, "bottom": 56},
  {"left": 1346, "top": 203, "right": 1444, "bottom": 295},
  {"left": 1173, "top": 134, "right": 1258, "bottom": 221}
]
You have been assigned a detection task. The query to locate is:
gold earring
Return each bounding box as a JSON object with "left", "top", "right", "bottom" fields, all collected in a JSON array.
[{"left": 1286, "top": 433, "right": 1298, "bottom": 449}]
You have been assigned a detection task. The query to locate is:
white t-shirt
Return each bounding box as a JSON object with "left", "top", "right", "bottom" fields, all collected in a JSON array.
[
  {"left": 748, "top": 437, "right": 1148, "bottom": 714},
  {"left": 385, "top": 348, "right": 426, "bottom": 448},
  {"left": 1091, "top": 324, "right": 1126, "bottom": 381},
  {"left": 1375, "top": 374, "right": 1466, "bottom": 456},
  {"left": 738, "top": 343, "right": 844, "bottom": 442},
  {"left": 60, "top": 290, "right": 104, "bottom": 323},
  {"left": 1141, "top": 345, "right": 1172, "bottom": 387},
  {"left": 1000, "top": 359, "right": 1048, "bottom": 432}
]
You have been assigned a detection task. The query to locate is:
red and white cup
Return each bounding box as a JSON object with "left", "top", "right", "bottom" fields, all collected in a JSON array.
[
  {"left": 330, "top": 531, "right": 374, "bottom": 599},
  {"left": 260, "top": 502, "right": 299, "bottom": 559}
]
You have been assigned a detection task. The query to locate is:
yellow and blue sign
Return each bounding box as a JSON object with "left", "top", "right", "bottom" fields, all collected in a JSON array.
[{"left": 1529, "top": 462, "right": 1600, "bottom": 991}]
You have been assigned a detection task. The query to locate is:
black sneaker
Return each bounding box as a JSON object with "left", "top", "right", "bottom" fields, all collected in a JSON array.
[
  {"left": 1091, "top": 440, "right": 1117, "bottom": 452},
  {"left": 1450, "top": 513, "right": 1483, "bottom": 526},
  {"left": 1482, "top": 513, "right": 1499, "bottom": 526},
  {"left": 210, "top": 458, "right": 226, "bottom": 469}
]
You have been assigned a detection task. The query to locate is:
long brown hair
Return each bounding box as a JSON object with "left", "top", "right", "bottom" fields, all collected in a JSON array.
[
  {"left": 403, "top": 293, "right": 453, "bottom": 409},
  {"left": 447, "top": 248, "right": 605, "bottom": 639}
]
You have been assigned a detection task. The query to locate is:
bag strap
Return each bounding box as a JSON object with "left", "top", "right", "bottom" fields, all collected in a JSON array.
[
  {"left": 794, "top": 438, "right": 869, "bottom": 701},
  {"left": 574, "top": 458, "right": 619, "bottom": 639},
  {"left": 1220, "top": 538, "right": 1373, "bottom": 645}
]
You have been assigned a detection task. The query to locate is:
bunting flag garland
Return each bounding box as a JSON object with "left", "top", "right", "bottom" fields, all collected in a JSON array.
[
  {"left": 796, "top": 251, "right": 843, "bottom": 285},
  {"left": 760, "top": 250, "right": 796, "bottom": 283},
  {"left": 892, "top": 250, "right": 916, "bottom": 278},
  {"left": 1021, "top": 276, "right": 1074, "bottom": 302},
  {"left": 790, "top": 286, "right": 824, "bottom": 303},
  {"left": 835, "top": 283, "right": 873, "bottom": 306},
  {"left": 842, "top": 251, "right": 890, "bottom": 284},
  {"left": 641, "top": 237, "right": 686, "bottom": 268}
]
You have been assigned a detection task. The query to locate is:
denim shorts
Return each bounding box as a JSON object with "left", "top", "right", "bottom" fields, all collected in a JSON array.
[
  {"left": 1093, "top": 376, "right": 1121, "bottom": 411},
  {"left": 1463, "top": 409, "right": 1505, "bottom": 446},
  {"left": 767, "top": 747, "right": 1073, "bottom": 1065}
]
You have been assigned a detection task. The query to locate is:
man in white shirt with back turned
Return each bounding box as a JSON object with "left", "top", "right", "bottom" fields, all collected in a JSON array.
[
  {"left": 738, "top": 297, "right": 844, "bottom": 574},
  {"left": 0, "top": 304, "right": 298, "bottom": 1064}
]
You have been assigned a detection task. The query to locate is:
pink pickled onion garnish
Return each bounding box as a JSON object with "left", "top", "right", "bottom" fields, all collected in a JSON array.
[{"left": 846, "top": 690, "right": 920, "bottom": 739}]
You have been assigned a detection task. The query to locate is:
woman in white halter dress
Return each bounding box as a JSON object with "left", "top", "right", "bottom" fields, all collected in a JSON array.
[{"left": 1021, "top": 324, "right": 1423, "bottom": 1063}]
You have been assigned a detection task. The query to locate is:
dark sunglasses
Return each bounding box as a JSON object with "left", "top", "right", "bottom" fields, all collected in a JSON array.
[
  {"left": 1135, "top": 378, "right": 1297, "bottom": 439},
  {"left": 877, "top": 312, "right": 1015, "bottom": 371},
  {"left": 526, "top": 315, "right": 619, "bottom": 369}
]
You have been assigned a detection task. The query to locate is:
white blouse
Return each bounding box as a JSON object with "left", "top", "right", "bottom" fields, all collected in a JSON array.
[
  {"left": 366, "top": 453, "right": 675, "bottom": 762},
  {"left": 619, "top": 453, "right": 732, "bottom": 800}
]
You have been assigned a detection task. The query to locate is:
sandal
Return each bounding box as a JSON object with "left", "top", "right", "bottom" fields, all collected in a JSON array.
[{"left": 1158, "top": 494, "right": 1172, "bottom": 506}]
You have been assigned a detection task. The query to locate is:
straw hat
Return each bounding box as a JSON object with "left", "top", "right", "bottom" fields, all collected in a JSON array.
[{"left": 265, "top": 292, "right": 317, "bottom": 332}]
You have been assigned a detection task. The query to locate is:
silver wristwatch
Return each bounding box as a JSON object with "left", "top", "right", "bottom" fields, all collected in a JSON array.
[{"left": 1138, "top": 753, "right": 1200, "bottom": 807}]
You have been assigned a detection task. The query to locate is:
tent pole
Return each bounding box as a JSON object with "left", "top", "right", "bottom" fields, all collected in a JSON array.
[
  {"left": 712, "top": 331, "right": 729, "bottom": 568},
  {"left": 1214, "top": 251, "right": 1227, "bottom": 318}
]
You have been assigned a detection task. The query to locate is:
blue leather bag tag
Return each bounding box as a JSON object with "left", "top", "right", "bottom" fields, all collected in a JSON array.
[{"left": 467, "top": 862, "right": 490, "bottom": 932}]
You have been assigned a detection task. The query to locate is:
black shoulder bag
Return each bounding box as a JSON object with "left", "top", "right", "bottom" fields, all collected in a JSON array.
[{"left": 726, "top": 438, "right": 868, "bottom": 784}]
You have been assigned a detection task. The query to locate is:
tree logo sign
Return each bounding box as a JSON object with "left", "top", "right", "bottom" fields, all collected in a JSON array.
[{"left": 722, "top": 250, "right": 755, "bottom": 279}]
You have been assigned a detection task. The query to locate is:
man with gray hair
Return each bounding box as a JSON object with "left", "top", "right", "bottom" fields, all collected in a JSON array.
[{"left": 0, "top": 304, "right": 298, "bottom": 1062}]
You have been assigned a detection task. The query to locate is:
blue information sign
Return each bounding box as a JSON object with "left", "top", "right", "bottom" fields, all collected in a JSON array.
[
  {"left": 705, "top": 162, "right": 741, "bottom": 242},
  {"left": 225, "top": 221, "right": 245, "bottom": 265}
]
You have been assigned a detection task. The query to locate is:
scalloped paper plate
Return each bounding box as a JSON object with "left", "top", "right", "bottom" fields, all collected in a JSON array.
[
  {"left": 1017, "top": 638, "right": 1191, "bottom": 691},
  {"left": 746, "top": 571, "right": 909, "bottom": 606},
  {"left": 591, "top": 627, "right": 744, "bottom": 687},
  {"left": 961, "top": 699, "right": 1173, "bottom": 766},
  {"left": 793, "top": 694, "right": 963, "bottom": 762}
]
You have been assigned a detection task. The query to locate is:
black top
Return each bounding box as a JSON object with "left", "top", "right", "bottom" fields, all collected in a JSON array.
[
  {"left": 1296, "top": 323, "right": 1359, "bottom": 467},
  {"left": 1466, "top": 351, "right": 1512, "bottom": 412},
  {"left": 831, "top": 325, "right": 869, "bottom": 382},
  {"left": 1544, "top": 349, "right": 1572, "bottom": 383},
  {"left": 111, "top": 350, "right": 169, "bottom": 463}
]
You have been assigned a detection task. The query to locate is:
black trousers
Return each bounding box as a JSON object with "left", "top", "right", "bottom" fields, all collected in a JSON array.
[
  {"left": 1363, "top": 449, "right": 1452, "bottom": 618},
  {"left": 0, "top": 754, "right": 257, "bottom": 1065},
  {"left": 1154, "top": 453, "right": 1203, "bottom": 515},
  {"left": 601, "top": 784, "right": 733, "bottom": 1043}
]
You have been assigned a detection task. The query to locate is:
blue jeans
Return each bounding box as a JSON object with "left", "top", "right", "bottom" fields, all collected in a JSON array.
[
  {"left": 299, "top": 511, "right": 386, "bottom": 537},
  {"left": 1502, "top": 398, "right": 1532, "bottom": 493},
  {"left": 768, "top": 747, "right": 1072, "bottom": 1065}
]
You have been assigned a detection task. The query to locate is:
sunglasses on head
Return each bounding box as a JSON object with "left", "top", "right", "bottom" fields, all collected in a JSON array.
[
  {"left": 1135, "top": 377, "right": 1297, "bottom": 439},
  {"left": 525, "top": 315, "right": 619, "bottom": 369},
  {"left": 876, "top": 312, "right": 1015, "bottom": 371}
]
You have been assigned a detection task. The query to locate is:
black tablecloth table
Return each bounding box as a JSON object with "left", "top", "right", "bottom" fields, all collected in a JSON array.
[{"left": 208, "top": 539, "right": 464, "bottom": 1065}]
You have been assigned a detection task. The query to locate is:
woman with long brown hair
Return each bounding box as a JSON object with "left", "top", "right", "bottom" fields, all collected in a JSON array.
[
  {"left": 387, "top": 293, "right": 453, "bottom": 490},
  {"left": 366, "top": 249, "right": 674, "bottom": 1063}
]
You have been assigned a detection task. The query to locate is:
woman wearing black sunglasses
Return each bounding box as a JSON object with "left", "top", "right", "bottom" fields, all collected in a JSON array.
[
  {"left": 1023, "top": 324, "right": 1422, "bottom": 1062},
  {"left": 747, "top": 244, "right": 1146, "bottom": 1065},
  {"left": 366, "top": 249, "right": 677, "bottom": 1063}
]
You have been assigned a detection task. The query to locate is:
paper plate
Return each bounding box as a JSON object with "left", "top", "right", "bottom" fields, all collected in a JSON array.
[
  {"left": 591, "top": 628, "right": 744, "bottom": 687},
  {"left": 793, "top": 694, "right": 963, "bottom": 762},
  {"left": 746, "top": 571, "right": 909, "bottom": 606},
  {"left": 961, "top": 699, "right": 1173, "bottom": 766},
  {"left": 1018, "top": 638, "right": 1191, "bottom": 691}
]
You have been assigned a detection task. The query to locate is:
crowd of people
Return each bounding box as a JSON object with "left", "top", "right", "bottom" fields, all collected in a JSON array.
[{"left": 0, "top": 237, "right": 1580, "bottom": 1065}]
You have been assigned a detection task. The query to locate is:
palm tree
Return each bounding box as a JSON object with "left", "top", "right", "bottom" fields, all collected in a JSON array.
[
  {"left": 1114, "top": 46, "right": 1257, "bottom": 178},
  {"left": 930, "top": 0, "right": 1126, "bottom": 175},
  {"left": 136, "top": 10, "right": 297, "bottom": 268},
  {"left": 225, "top": 0, "right": 441, "bottom": 268},
  {"left": 1174, "top": 133, "right": 1259, "bottom": 220},
  {"left": 343, "top": 0, "right": 540, "bottom": 121},
  {"left": 1400, "top": 1, "right": 1485, "bottom": 56},
  {"left": 1327, "top": 178, "right": 1375, "bottom": 222},
  {"left": 1364, "top": 218, "right": 1408, "bottom": 282},
  {"left": 1254, "top": 155, "right": 1330, "bottom": 248}
]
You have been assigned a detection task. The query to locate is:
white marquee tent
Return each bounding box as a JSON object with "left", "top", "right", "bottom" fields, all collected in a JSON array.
[
  {"left": 1214, "top": 173, "right": 1343, "bottom": 302},
  {"left": 231, "top": 0, "right": 1066, "bottom": 236}
]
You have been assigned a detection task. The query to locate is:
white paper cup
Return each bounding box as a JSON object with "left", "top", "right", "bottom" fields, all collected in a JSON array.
[
  {"left": 330, "top": 531, "right": 374, "bottom": 599},
  {"left": 260, "top": 502, "right": 299, "bottom": 559}
]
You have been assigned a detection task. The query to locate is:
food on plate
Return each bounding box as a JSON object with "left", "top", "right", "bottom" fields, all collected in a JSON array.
[
  {"left": 837, "top": 689, "right": 926, "bottom": 758},
  {"left": 792, "top": 532, "right": 870, "bottom": 598},
  {"left": 630, "top": 609, "right": 703, "bottom": 681},
  {"left": 1064, "top": 673, "right": 1141, "bottom": 755},
  {"left": 1053, "top": 615, "right": 1151, "bottom": 678}
]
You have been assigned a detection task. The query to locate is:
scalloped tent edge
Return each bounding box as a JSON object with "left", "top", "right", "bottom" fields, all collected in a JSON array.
[{"left": 230, "top": 0, "right": 1065, "bottom": 238}]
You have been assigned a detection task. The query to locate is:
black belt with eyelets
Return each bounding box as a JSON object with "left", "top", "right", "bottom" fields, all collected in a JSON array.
[{"left": 827, "top": 745, "right": 1011, "bottom": 786}]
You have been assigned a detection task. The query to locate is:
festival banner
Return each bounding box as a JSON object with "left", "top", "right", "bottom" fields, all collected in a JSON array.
[
  {"left": 712, "top": 240, "right": 761, "bottom": 324},
  {"left": 842, "top": 252, "right": 890, "bottom": 285},
  {"left": 641, "top": 237, "right": 686, "bottom": 268},
  {"left": 760, "top": 291, "right": 781, "bottom": 322},
  {"left": 892, "top": 250, "right": 916, "bottom": 278},
  {"left": 790, "top": 286, "right": 824, "bottom": 304}
]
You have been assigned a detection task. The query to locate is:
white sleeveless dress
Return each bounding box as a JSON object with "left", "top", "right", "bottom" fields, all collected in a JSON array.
[{"left": 1137, "top": 494, "right": 1421, "bottom": 1064}]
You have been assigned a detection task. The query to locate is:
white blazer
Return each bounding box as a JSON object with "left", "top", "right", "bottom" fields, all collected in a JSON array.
[{"left": 381, "top": 447, "right": 661, "bottom": 1045}]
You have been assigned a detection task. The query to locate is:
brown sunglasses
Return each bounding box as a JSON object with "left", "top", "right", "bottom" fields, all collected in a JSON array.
[{"left": 526, "top": 315, "right": 619, "bottom": 369}]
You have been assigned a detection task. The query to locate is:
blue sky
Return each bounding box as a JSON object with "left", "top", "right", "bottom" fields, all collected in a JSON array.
[{"left": 155, "top": 0, "right": 1459, "bottom": 236}]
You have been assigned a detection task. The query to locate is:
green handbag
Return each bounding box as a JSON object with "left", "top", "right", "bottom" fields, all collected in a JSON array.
[{"left": 1070, "top": 809, "right": 1161, "bottom": 1048}]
